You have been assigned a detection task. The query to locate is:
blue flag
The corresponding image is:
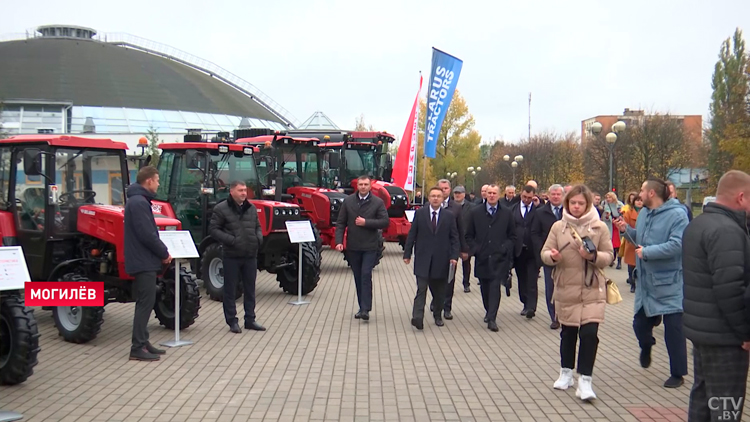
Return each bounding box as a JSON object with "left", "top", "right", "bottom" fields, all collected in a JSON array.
[{"left": 424, "top": 48, "right": 463, "bottom": 159}]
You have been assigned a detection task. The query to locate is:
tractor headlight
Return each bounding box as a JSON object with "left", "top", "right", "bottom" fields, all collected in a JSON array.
[
  {"left": 274, "top": 209, "right": 280, "bottom": 215},
  {"left": 294, "top": 209, "right": 300, "bottom": 215}
]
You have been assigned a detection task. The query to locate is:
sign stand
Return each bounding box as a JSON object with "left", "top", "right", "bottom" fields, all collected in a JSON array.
[
  {"left": 0, "top": 246, "right": 32, "bottom": 422},
  {"left": 284, "top": 221, "right": 316, "bottom": 306},
  {"left": 157, "top": 231, "right": 200, "bottom": 348}
]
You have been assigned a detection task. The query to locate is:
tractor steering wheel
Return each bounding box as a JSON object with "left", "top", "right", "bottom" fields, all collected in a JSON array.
[{"left": 58, "top": 189, "right": 97, "bottom": 205}]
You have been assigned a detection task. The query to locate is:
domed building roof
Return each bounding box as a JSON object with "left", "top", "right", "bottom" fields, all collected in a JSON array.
[{"left": 0, "top": 26, "right": 294, "bottom": 126}]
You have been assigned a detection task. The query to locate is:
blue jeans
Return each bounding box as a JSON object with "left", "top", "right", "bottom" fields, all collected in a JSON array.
[{"left": 347, "top": 250, "right": 377, "bottom": 312}]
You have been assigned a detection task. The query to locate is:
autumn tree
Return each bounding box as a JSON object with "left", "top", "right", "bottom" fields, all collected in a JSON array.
[
  {"left": 354, "top": 114, "right": 376, "bottom": 131},
  {"left": 707, "top": 28, "right": 750, "bottom": 189},
  {"left": 145, "top": 127, "right": 161, "bottom": 167}
]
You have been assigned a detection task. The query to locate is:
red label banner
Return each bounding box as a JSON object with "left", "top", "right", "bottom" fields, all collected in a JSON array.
[{"left": 25, "top": 282, "right": 105, "bottom": 306}]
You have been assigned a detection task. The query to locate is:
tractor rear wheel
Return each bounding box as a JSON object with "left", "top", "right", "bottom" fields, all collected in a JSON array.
[
  {"left": 0, "top": 293, "right": 40, "bottom": 386},
  {"left": 312, "top": 225, "right": 323, "bottom": 254},
  {"left": 154, "top": 267, "right": 201, "bottom": 330},
  {"left": 52, "top": 274, "right": 105, "bottom": 344},
  {"left": 201, "top": 243, "right": 242, "bottom": 302},
  {"left": 277, "top": 242, "right": 321, "bottom": 295}
]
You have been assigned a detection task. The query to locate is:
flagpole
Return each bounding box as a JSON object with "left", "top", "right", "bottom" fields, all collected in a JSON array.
[{"left": 412, "top": 71, "right": 421, "bottom": 204}]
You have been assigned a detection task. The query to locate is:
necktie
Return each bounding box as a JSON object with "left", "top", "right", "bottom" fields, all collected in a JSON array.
[
  {"left": 523, "top": 205, "right": 528, "bottom": 218},
  {"left": 490, "top": 206, "right": 496, "bottom": 216},
  {"left": 555, "top": 206, "right": 561, "bottom": 220},
  {"left": 432, "top": 211, "right": 437, "bottom": 231}
]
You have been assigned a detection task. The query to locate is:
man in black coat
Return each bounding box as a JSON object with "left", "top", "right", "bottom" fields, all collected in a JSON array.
[
  {"left": 124, "top": 166, "right": 172, "bottom": 361},
  {"left": 210, "top": 180, "right": 266, "bottom": 333},
  {"left": 335, "top": 175, "right": 390, "bottom": 321},
  {"left": 531, "top": 184, "right": 565, "bottom": 329},
  {"left": 511, "top": 184, "right": 540, "bottom": 319},
  {"left": 451, "top": 185, "right": 475, "bottom": 293},
  {"left": 500, "top": 185, "right": 520, "bottom": 208},
  {"left": 682, "top": 170, "right": 750, "bottom": 421},
  {"left": 465, "top": 184, "right": 516, "bottom": 332},
  {"left": 403, "top": 187, "right": 460, "bottom": 329},
  {"left": 436, "top": 179, "right": 469, "bottom": 320}
]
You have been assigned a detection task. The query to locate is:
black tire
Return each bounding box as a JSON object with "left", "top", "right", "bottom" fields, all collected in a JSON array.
[
  {"left": 0, "top": 293, "right": 40, "bottom": 386},
  {"left": 277, "top": 242, "right": 321, "bottom": 295},
  {"left": 154, "top": 267, "right": 202, "bottom": 330},
  {"left": 52, "top": 274, "right": 105, "bottom": 344},
  {"left": 312, "top": 225, "right": 323, "bottom": 254},
  {"left": 200, "top": 243, "right": 242, "bottom": 302}
]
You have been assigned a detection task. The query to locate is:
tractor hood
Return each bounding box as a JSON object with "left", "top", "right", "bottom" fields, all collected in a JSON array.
[{"left": 76, "top": 204, "right": 182, "bottom": 246}]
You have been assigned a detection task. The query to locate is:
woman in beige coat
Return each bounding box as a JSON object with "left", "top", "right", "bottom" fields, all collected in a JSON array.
[{"left": 541, "top": 184, "right": 614, "bottom": 402}]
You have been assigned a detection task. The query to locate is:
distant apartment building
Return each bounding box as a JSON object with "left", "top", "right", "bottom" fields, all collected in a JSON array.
[{"left": 580, "top": 108, "right": 702, "bottom": 147}]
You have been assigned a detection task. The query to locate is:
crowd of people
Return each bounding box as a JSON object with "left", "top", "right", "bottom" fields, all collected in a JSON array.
[{"left": 123, "top": 165, "right": 750, "bottom": 419}]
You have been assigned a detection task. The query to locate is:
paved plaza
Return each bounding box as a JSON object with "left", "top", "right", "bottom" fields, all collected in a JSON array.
[{"left": 1, "top": 243, "right": 747, "bottom": 422}]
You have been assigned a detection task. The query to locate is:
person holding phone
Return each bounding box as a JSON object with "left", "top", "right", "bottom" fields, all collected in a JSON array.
[{"left": 541, "top": 184, "right": 614, "bottom": 401}]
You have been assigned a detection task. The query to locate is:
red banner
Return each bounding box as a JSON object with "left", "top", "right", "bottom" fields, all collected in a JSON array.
[
  {"left": 25, "top": 282, "right": 105, "bottom": 306},
  {"left": 392, "top": 75, "right": 423, "bottom": 191}
]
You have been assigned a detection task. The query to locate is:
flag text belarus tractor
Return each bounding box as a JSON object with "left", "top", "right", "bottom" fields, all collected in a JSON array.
[
  {"left": 0, "top": 135, "right": 201, "bottom": 357},
  {"left": 148, "top": 131, "right": 322, "bottom": 300},
  {"left": 290, "top": 130, "right": 411, "bottom": 249}
]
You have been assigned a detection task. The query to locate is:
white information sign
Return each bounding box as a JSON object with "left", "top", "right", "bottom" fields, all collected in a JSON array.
[
  {"left": 158, "top": 231, "right": 199, "bottom": 259},
  {"left": 0, "top": 246, "right": 31, "bottom": 291},
  {"left": 405, "top": 210, "right": 416, "bottom": 223},
  {"left": 285, "top": 221, "right": 315, "bottom": 244}
]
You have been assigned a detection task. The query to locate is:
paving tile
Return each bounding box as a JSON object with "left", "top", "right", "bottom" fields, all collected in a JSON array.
[{"left": 1, "top": 245, "right": 749, "bottom": 421}]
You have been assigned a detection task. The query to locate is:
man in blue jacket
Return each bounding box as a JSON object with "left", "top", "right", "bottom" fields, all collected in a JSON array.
[
  {"left": 124, "top": 166, "right": 172, "bottom": 361},
  {"left": 615, "top": 177, "right": 689, "bottom": 388}
]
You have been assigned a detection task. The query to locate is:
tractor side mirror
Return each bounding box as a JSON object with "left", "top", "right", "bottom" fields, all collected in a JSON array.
[
  {"left": 328, "top": 153, "right": 341, "bottom": 169},
  {"left": 23, "top": 149, "right": 43, "bottom": 176}
]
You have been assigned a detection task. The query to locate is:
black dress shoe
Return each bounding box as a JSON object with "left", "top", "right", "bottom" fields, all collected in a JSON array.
[
  {"left": 630, "top": 283, "right": 636, "bottom": 293},
  {"left": 129, "top": 347, "right": 160, "bottom": 361},
  {"left": 525, "top": 310, "right": 535, "bottom": 319},
  {"left": 464, "top": 286, "right": 471, "bottom": 293},
  {"left": 361, "top": 311, "right": 370, "bottom": 321},
  {"left": 145, "top": 342, "right": 166, "bottom": 355},
  {"left": 229, "top": 322, "right": 242, "bottom": 333},
  {"left": 411, "top": 318, "right": 423, "bottom": 330},
  {"left": 488, "top": 321, "right": 499, "bottom": 332},
  {"left": 245, "top": 321, "right": 266, "bottom": 331},
  {"left": 520, "top": 309, "right": 528, "bottom": 316},
  {"left": 550, "top": 321, "right": 560, "bottom": 329},
  {"left": 640, "top": 347, "right": 651, "bottom": 368},
  {"left": 355, "top": 310, "right": 363, "bottom": 319},
  {"left": 444, "top": 311, "right": 453, "bottom": 320},
  {"left": 663, "top": 376, "right": 684, "bottom": 388},
  {"left": 435, "top": 318, "right": 444, "bottom": 327}
]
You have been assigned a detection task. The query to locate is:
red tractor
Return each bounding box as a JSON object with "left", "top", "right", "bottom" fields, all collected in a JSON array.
[
  {"left": 147, "top": 131, "right": 322, "bottom": 301},
  {"left": 235, "top": 129, "right": 384, "bottom": 266},
  {"left": 289, "top": 129, "right": 411, "bottom": 250},
  {"left": 0, "top": 135, "right": 201, "bottom": 363}
]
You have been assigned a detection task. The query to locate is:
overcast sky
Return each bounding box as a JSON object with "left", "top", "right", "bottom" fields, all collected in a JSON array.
[{"left": 4, "top": 0, "right": 749, "bottom": 144}]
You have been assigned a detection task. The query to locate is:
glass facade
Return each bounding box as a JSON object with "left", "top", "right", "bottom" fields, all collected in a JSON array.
[{"left": 0, "top": 104, "right": 287, "bottom": 136}]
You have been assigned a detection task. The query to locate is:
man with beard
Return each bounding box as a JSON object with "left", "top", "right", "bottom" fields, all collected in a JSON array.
[
  {"left": 615, "top": 177, "right": 689, "bottom": 388},
  {"left": 532, "top": 183, "right": 565, "bottom": 329}
]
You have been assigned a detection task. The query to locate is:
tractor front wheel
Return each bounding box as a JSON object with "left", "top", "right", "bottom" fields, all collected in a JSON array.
[
  {"left": 52, "top": 274, "right": 105, "bottom": 344},
  {"left": 277, "top": 242, "right": 321, "bottom": 295},
  {"left": 0, "top": 293, "right": 40, "bottom": 385},
  {"left": 201, "top": 243, "right": 242, "bottom": 302},
  {"left": 154, "top": 268, "right": 201, "bottom": 330}
]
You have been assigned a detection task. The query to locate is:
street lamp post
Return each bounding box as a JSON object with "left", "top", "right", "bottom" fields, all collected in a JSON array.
[
  {"left": 446, "top": 171, "right": 458, "bottom": 183},
  {"left": 502, "top": 154, "right": 524, "bottom": 186},
  {"left": 467, "top": 166, "right": 482, "bottom": 193},
  {"left": 592, "top": 121, "right": 626, "bottom": 193}
]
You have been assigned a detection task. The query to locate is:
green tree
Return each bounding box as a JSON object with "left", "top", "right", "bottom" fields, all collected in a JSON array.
[
  {"left": 146, "top": 127, "right": 161, "bottom": 167},
  {"left": 707, "top": 28, "right": 749, "bottom": 190}
]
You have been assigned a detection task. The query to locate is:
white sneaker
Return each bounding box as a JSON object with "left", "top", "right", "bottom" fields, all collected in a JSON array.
[
  {"left": 553, "top": 368, "right": 575, "bottom": 390},
  {"left": 575, "top": 375, "right": 597, "bottom": 401}
]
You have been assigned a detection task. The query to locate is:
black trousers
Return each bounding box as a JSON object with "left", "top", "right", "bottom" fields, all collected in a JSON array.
[
  {"left": 515, "top": 249, "right": 540, "bottom": 312},
  {"left": 633, "top": 308, "right": 688, "bottom": 377},
  {"left": 688, "top": 343, "right": 749, "bottom": 422},
  {"left": 413, "top": 277, "right": 446, "bottom": 320},
  {"left": 560, "top": 323, "right": 599, "bottom": 376},
  {"left": 461, "top": 256, "right": 472, "bottom": 288},
  {"left": 347, "top": 250, "right": 377, "bottom": 312},
  {"left": 479, "top": 277, "right": 501, "bottom": 323},
  {"left": 543, "top": 266, "right": 556, "bottom": 323},
  {"left": 131, "top": 271, "right": 157, "bottom": 352},
  {"left": 223, "top": 257, "right": 258, "bottom": 326}
]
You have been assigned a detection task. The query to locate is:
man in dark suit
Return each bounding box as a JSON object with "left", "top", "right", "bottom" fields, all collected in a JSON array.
[
  {"left": 531, "top": 183, "right": 564, "bottom": 329},
  {"left": 465, "top": 184, "right": 517, "bottom": 332},
  {"left": 511, "top": 184, "right": 540, "bottom": 319},
  {"left": 436, "top": 179, "right": 469, "bottom": 320},
  {"left": 335, "top": 175, "right": 391, "bottom": 321},
  {"left": 451, "top": 185, "right": 475, "bottom": 293},
  {"left": 403, "top": 187, "right": 460, "bottom": 329},
  {"left": 501, "top": 185, "right": 520, "bottom": 208}
]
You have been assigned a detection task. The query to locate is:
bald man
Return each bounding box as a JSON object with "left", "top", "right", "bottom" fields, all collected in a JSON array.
[{"left": 683, "top": 170, "right": 750, "bottom": 420}]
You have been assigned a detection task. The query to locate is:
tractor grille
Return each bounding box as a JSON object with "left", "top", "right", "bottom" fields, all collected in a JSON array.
[
  {"left": 323, "top": 191, "right": 347, "bottom": 224},
  {"left": 271, "top": 206, "right": 303, "bottom": 231},
  {"left": 385, "top": 186, "right": 409, "bottom": 218}
]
